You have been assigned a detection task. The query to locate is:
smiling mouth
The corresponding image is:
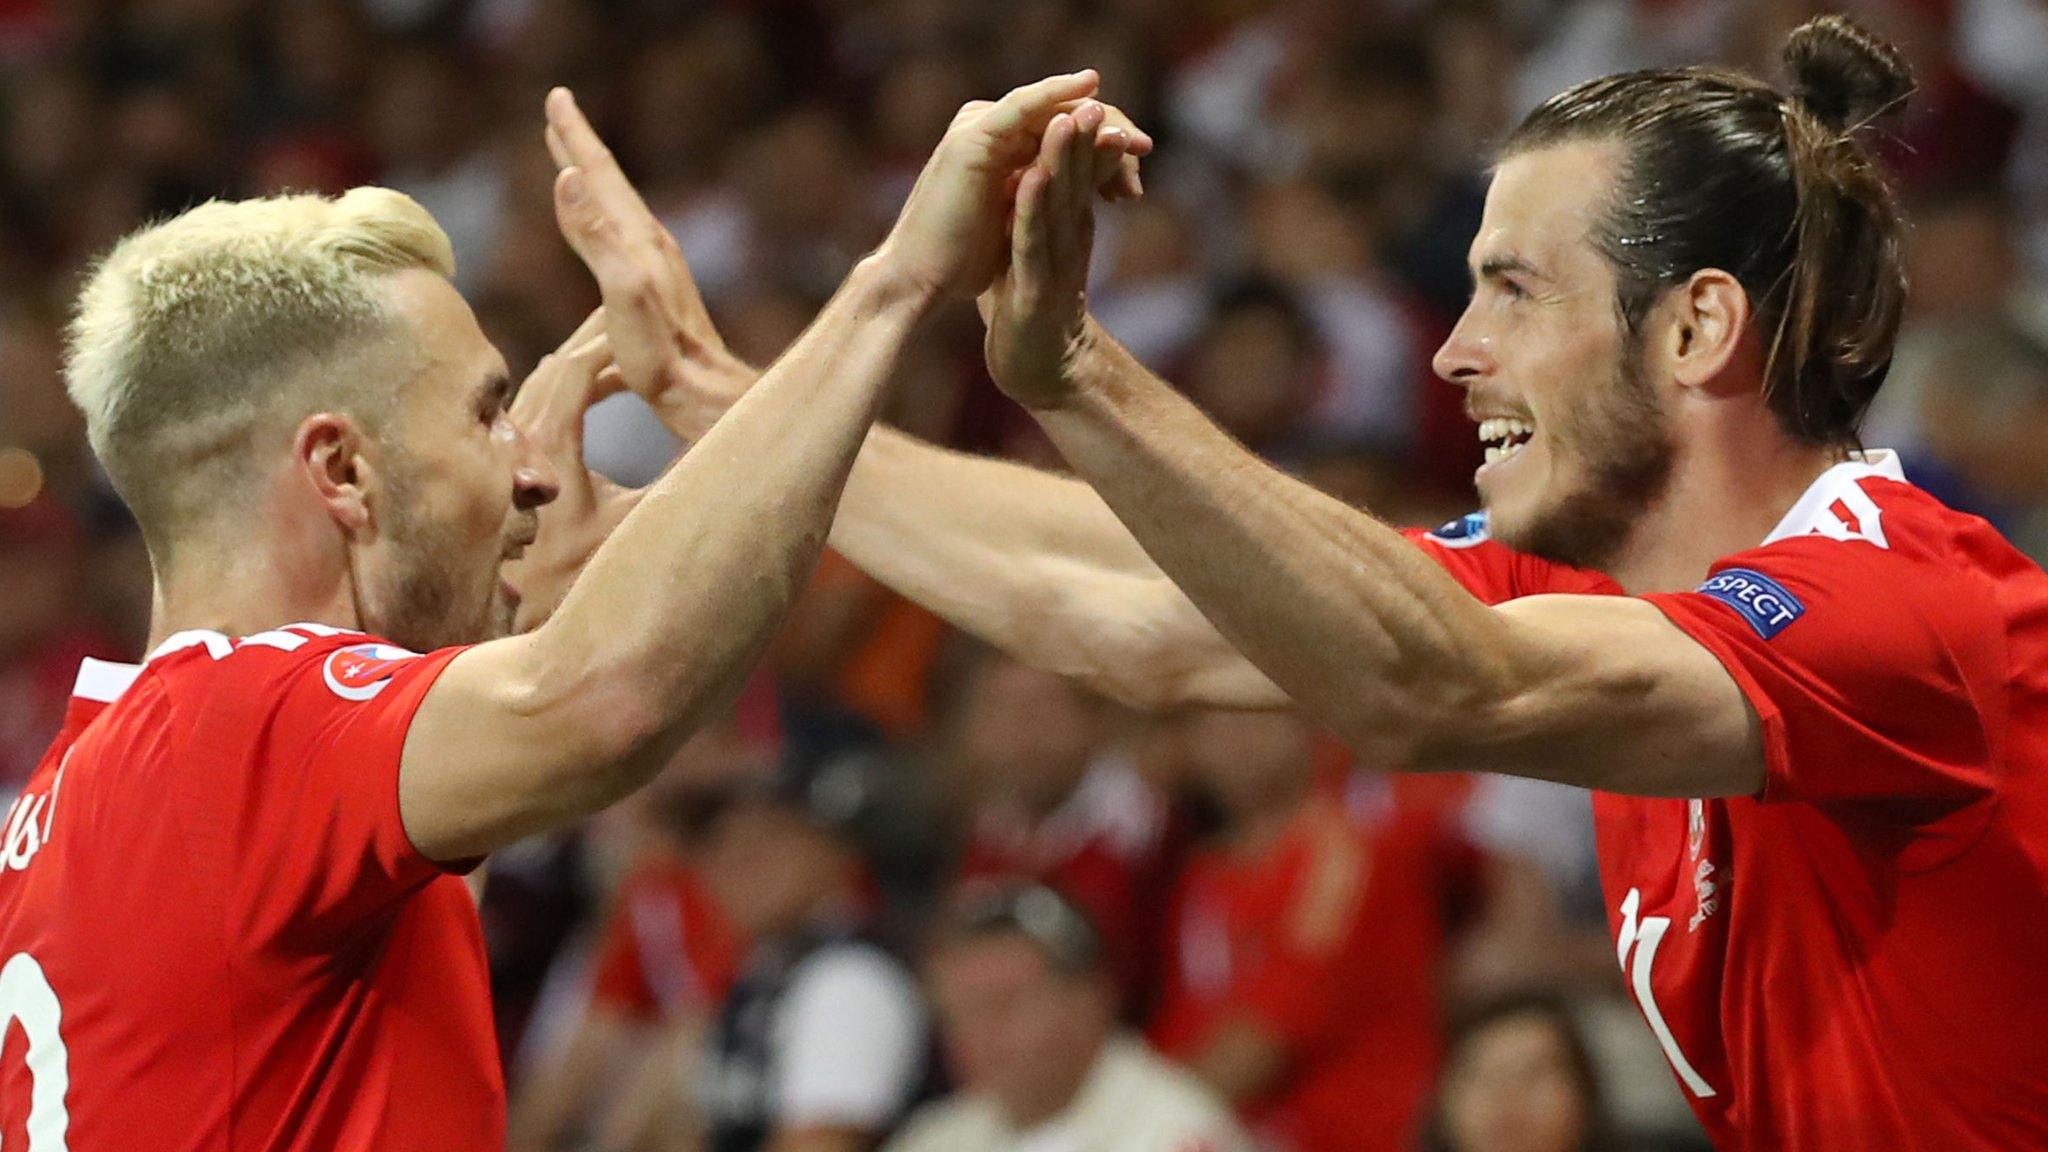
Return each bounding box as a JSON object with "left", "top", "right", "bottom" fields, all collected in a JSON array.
[{"left": 1478, "top": 416, "right": 1535, "bottom": 464}]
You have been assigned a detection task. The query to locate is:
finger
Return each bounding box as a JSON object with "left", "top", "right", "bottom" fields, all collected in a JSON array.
[
  {"left": 1053, "top": 98, "right": 1154, "bottom": 156},
  {"left": 979, "top": 70, "right": 1099, "bottom": 141},
  {"left": 546, "top": 88, "right": 621, "bottom": 180},
  {"left": 1060, "top": 111, "right": 1097, "bottom": 263},
  {"left": 545, "top": 124, "right": 571, "bottom": 170},
  {"left": 552, "top": 166, "right": 669, "bottom": 374},
  {"left": 514, "top": 335, "right": 614, "bottom": 473},
  {"left": 1037, "top": 111, "right": 1074, "bottom": 177},
  {"left": 512, "top": 308, "right": 609, "bottom": 427},
  {"left": 546, "top": 88, "right": 664, "bottom": 244},
  {"left": 1010, "top": 164, "right": 1053, "bottom": 305},
  {"left": 1092, "top": 129, "right": 1139, "bottom": 200},
  {"left": 948, "top": 99, "right": 996, "bottom": 132}
]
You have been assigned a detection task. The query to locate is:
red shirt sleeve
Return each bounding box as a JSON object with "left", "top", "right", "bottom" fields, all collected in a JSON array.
[
  {"left": 214, "top": 635, "right": 473, "bottom": 943},
  {"left": 1642, "top": 532, "right": 2005, "bottom": 829},
  {"left": 1403, "top": 513, "right": 1619, "bottom": 604}
]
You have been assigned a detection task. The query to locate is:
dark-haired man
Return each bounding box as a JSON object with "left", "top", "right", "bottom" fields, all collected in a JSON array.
[{"left": 642, "top": 18, "right": 2048, "bottom": 1151}]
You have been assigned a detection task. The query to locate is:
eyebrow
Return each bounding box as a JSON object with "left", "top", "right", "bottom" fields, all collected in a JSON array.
[
  {"left": 477, "top": 371, "right": 515, "bottom": 410},
  {"left": 1475, "top": 254, "right": 1546, "bottom": 283}
]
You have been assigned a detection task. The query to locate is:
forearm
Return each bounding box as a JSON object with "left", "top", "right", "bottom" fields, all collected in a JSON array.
[
  {"left": 830, "top": 428, "right": 1186, "bottom": 696},
  {"left": 521, "top": 260, "right": 934, "bottom": 800},
  {"left": 1031, "top": 324, "right": 1531, "bottom": 763},
  {"left": 652, "top": 371, "right": 1270, "bottom": 708}
]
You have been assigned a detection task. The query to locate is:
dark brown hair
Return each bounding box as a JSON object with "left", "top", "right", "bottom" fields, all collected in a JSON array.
[
  {"left": 1504, "top": 16, "right": 1914, "bottom": 445},
  {"left": 1422, "top": 991, "right": 1617, "bottom": 1152}
]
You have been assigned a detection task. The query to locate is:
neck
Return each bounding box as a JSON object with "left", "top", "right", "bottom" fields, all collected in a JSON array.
[
  {"left": 1601, "top": 423, "right": 1844, "bottom": 594},
  {"left": 1005, "top": 1032, "right": 1107, "bottom": 1131},
  {"left": 146, "top": 512, "right": 360, "bottom": 652}
]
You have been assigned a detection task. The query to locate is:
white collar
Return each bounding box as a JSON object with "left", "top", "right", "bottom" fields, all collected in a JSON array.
[
  {"left": 71, "top": 658, "right": 142, "bottom": 705},
  {"left": 1761, "top": 449, "right": 1906, "bottom": 547},
  {"left": 71, "top": 621, "right": 353, "bottom": 703}
]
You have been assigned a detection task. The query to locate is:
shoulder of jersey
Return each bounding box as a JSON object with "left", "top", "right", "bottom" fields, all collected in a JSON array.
[
  {"left": 149, "top": 623, "right": 423, "bottom": 701},
  {"left": 1423, "top": 510, "right": 1495, "bottom": 550}
]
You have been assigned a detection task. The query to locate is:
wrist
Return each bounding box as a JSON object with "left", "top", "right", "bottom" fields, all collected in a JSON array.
[
  {"left": 854, "top": 248, "right": 948, "bottom": 318},
  {"left": 1007, "top": 311, "right": 1112, "bottom": 414},
  {"left": 652, "top": 350, "right": 755, "bottom": 441}
]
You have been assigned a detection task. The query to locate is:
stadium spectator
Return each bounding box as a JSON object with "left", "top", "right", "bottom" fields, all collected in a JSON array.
[
  {"left": 887, "top": 884, "right": 1252, "bottom": 1152},
  {"left": 694, "top": 751, "right": 930, "bottom": 1152},
  {"left": 1423, "top": 992, "right": 1619, "bottom": 1152},
  {"left": 948, "top": 650, "right": 1180, "bottom": 1015},
  {"left": 0, "top": 497, "right": 121, "bottom": 790},
  {"left": 1149, "top": 709, "right": 1494, "bottom": 1152},
  {"left": 508, "top": 678, "right": 780, "bottom": 1152}
]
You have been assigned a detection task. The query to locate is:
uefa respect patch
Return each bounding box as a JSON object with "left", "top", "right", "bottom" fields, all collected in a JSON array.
[
  {"left": 1427, "top": 511, "right": 1491, "bottom": 549},
  {"left": 1696, "top": 568, "right": 1805, "bottom": 640}
]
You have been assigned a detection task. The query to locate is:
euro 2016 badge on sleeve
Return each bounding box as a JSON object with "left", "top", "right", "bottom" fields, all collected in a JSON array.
[{"left": 322, "top": 643, "right": 421, "bottom": 702}]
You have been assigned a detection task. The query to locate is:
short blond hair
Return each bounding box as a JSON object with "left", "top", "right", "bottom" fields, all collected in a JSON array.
[{"left": 65, "top": 188, "right": 456, "bottom": 543}]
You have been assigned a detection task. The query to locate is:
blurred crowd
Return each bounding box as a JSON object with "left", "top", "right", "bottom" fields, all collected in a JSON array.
[{"left": 5, "top": 0, "right": 2048, "bottom": 1149}]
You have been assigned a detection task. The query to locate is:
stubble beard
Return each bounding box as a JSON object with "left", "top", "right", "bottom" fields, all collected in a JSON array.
[
  {"left": 365, "top": 468, "right": 504, "bottom": 652},
  {"left": 1510, "top": 331, "right": 1676, "bottom": 573}
]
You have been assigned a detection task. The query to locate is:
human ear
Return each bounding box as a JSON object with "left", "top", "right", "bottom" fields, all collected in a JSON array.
[
  {"left": 293, "top": 413, "right": 377, "bottom": 536},
  {"left": 1664, "top": 269, "right": 1752, "bottom": 390}
]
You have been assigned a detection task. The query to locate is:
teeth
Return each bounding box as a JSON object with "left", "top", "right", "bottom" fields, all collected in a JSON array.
[{"left": 1477, "top": 417, "right": 1535, "bottom": 450}]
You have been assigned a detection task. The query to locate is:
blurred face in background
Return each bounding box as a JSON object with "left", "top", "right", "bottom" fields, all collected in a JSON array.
[
  {"left": 1439, "top": 1011, "right": 1592, "bottom": 1152},
  {"left": 1178, "top": 710, "right": 1319, "bottom": 822},
  {"left": 701, "top": 797, "right": 847, "bottom": 939},
  {"left": 928, "top": 933, "right": 1114, "bottom": 1129},
  {"left": 1186, "top": 303, "right": 1321, "bottom": 450},
  {"left": 0, "top": 505, "right": 80, "bottom": 656},
  {"left": 1432, "top": 142, "right": 1675, "bottom": 570},
  {"left": 957, "top": 657, "right": 1104, "bottom": 817}
]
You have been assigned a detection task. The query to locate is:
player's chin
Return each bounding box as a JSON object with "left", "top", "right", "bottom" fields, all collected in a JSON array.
[
  {"left": 490, "top": 576, "right": 522, "bottom": 640},
  {"left": 1477, "top": 477, "right": 1544, "bottom": 551}
]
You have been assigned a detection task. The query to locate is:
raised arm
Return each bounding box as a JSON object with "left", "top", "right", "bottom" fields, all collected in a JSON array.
[
  {"left": 830, "top": 428, "right": 1287, "bottom": 710},
  {"left": 397, "top": 75, "right": 1119, "bottom": 861},
  {"left": 611, "top": 100, "right": 1285, "bottom": 712},
  {"left": 977, "top": 106, "right": 1763, "bottom": 797}
]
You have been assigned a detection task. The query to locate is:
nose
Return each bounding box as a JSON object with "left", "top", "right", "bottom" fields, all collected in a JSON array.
[
  {"left": 511, "top": 423, "right": 561, "bottom": 512},
  {"left": 1432, "top": 301, "right": 1494, "bottom": 390}
]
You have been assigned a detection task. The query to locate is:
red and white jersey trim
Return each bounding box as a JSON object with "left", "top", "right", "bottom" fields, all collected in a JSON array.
[{"left": 1761, "top": 449, "right": 1904, "bottom": 550}]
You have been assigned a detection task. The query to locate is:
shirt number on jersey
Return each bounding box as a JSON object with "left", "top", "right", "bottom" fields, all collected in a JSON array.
[
  {"left": 0, "top": 952, "right": 70, "bottom": 1149},
  {"left": 1617, "top": 888, "right": 1716, "bottom": 1099}
]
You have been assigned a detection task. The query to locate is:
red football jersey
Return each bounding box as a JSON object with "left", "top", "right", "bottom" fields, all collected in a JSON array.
[
  {"left": 1408, "top": 452, "right": 2048, "bottom": 1149},
  {"left": 590, "top": 853, "right": 742, "bottom": 1022},
  {"left": 954, "top": 758, "right": 1180, "bottom": 1010},
  {"left": 1149, "top": 793, "right": 1482, "bottom": 1152},
  {"left": 0, "top": 623, "right": 504, "bottom": 1151}
]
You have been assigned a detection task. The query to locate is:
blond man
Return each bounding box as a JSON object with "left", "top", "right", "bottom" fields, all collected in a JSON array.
[{"left": 0, "top": 75, "right": 1140, "bottom": 1150}]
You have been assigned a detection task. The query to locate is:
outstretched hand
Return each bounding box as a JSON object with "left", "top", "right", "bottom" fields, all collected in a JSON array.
[
  {"left": 982, "top": 100, "right": 1135, "bottom": 410},
  {"left": 544, "top": 87, "right": 753, "bottom": 438},
  {"left": 874, "top": 70, "right": 1149, "bottom": 300},
  {"left": 502, "top": 307, "right": 641, "bottom": 633}
]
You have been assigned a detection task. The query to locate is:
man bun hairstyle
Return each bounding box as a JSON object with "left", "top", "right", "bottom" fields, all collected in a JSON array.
[
  {"left": 1505, "top": 15, "right": 1914, "bottom": 446},
  {"left": 1785, "top": 15, "right": 1915, "bottom": 133}
]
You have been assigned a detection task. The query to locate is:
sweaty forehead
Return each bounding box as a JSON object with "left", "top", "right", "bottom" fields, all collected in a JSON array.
[{"left": 1473, "top": 139, "right": 1625, "bottom": 281}]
